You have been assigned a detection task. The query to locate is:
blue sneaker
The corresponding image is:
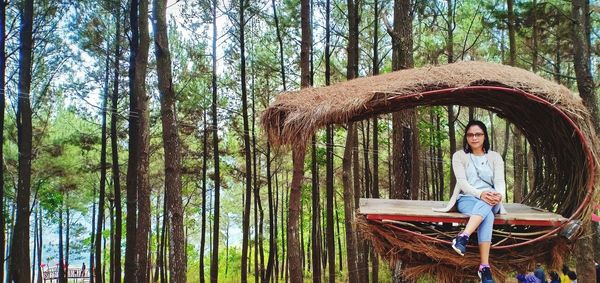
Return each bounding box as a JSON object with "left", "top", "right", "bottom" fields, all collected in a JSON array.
[
  {"left": 478, "top": 266, "right": 494, "bottom": 283},
  {"left": 452, "top": 234, "right": 468, "bottom": 256}
]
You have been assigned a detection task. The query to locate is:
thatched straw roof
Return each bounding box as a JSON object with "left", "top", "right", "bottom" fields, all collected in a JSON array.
[{"left": 262, "top": 61, "right": 585, "bottom": 146}]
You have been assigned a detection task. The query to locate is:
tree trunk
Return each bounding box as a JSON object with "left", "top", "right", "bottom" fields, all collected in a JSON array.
[
  {"left": 91, "top": 186, "right": 97, "bottom": 283},
  {"left": 251, "top": 85, "right": 264, "bottom": 282},
  {"left": 507, "top": 0, "right": 516, "bottom": 67},
  {"left": 265, "top": 139, "right": 275, "bottom": 283},
  {"left": 209, "top": 0, "right": 222, "bottom": 280},
  {"left": 0, "top": 0, "right": 5, "bottom": 280},
  {"left": 506, "top": 0, "right": 524, "bottom": 204},
  {"left": 390, "top": 0, "right": 418, "bottom": 202},
  {"left": 436, "top": 112, "right": 444, "bottom": 200},
  {"left": 571, "top": 0, "right": 598, "bottom": 280},
  {"left": 240, "top": 0, "right": 253, "bottom": 281},
  {"left": 125, "top": 0, "right": 141, "bottom": 280},
  {"left": 371, "top": 118, "right": 380, "bottom": 282},
  {"left": 371, "top": 2, "right": 380, "bottom": 279},
  {"left": 59, "top": 200, "right": 65, "bottom": 283},
  {"left": 390, "top": 2, "right": 416, "bottom": 280},
  {"left": 110, "top": 1, "right": 123, "bottom": 282},
  {"left": 324, "top": 0, "right": 334, "bottom": 281},
  {"left": 152, "top": 0, "right": 187, "bottom": 281},
  {"left": 200, "top": 110, "right": 208, "bottom": 283},
  {"left": 310, "top": 135, "right": 322, "bottom": 283},
  {"left": 342, "top": 123, "right": 359, "bottom": 283},
  {"left": 37, "top": 206, "right": 43, "bottom": 283},
  {"left": 347, "top": 0, "right": 359, "bottom": 80},
  {"left": 334, "top": 194, "right": 343, "bottom": 272},
  {"left": 11, "top": 0, "right": 34, "bottom": 281},
  {"left": 447, "top": 107, "right": 456, "bottom": 192},
  {"left": 135, "top": 0, "right": 151, "bottom": 281},
  {"left": 289, "top": 145, "right": 307, "bottom": 283},
  {"left": 96, "top": 33, "right": 111, "bottom": 283},
  {"left": 513, "top": 127, "right": 524, "bottom": 203}
]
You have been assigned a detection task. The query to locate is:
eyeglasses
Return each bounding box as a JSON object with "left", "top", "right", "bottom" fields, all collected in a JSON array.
[{"left": 466, "top": 133, "right": 484, "bottom": 139}]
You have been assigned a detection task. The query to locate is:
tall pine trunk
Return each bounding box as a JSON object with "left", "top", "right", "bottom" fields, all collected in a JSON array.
[
  {"left": 11, "top": 0, "right": 34, "bottom": 281},
  {"left": 59, "top": 199, "right": 65, "bottom": 283},
  {"left": 209, "top": 0, "right": 222, "bottom": 280},
  {"left": 96, "top": 34, "right": 111, "bottom": 283},
  {"left": 200, "top": 110, "right": 208, "bottom": 283},
  {"left": 265, "top": 138, "right": 275, "bottom": 283},
  {"left": 0, "top": 0, "right": 5, "bottom": 280},
  {"left": 389, "top": 0, "right": 416, "bottom": 281},
  {"left": 342, "top": 123, "right": 359, "bottom": 283},
  {"left": 125, "top": 0, "right": 142, "bottom": 280},
  {"left": 110, "top": 1, "right": 122, "bottom": 280},
  {"left": 446, "top": 0, "right": 456, "bottom": 191},
  {"left": 135, "top": 0, "right": 151, "bottom": 280},
  {"left": 571, "top": 0, "right": 598, "bottom": 281},
  {"left": 371, "top": 1, "right": 380, "bottom": 280},
  {"left": 240, "top": 0, "right": 253, "bottom": 281},
  {"left": 153, "top": 0, "right": 187, "bottom": 281},
  {"left": 289, "top": 145, "right": 307, "bottom": 283},
  {"left": 506, "top": 0, "right": 524, "bottom": 204}
]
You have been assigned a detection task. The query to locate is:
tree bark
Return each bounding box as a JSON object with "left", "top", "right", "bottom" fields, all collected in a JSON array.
[
  {"left": 200, "top": 110, "right": 208, "bottom": 283},
  {"left": 59, "top": 199, "right": 65, "bottom": 283},
  {"left": 445, "top": 0, "right": 456, "bottom": 190},
  {"left": 0, "top": 0, "right": 5, "bottom": 279},
  {"left": 11, "top": 0, "right": 34, "bottom": 281},
  {"left": 265, "top": 139, "right": 275, "bottom": 283},
  {"left": 110, "top": 1, "right": 122, "bottom": 280},
  {"left": 240, "top": 0, "right": 253, "bottom": 281},
  {"left": 571, "top": 0, "right": 598, "bottom": 280},
  {"left": 371, "top": 1, "right": 380, "bottom": 280},
  {"left": 389, "top": 3, "right": 416, "bottom": 281},
  {"left": 125, "top": 0, "right": 144, "bottom": 280},
  {"left": 506, "top": 0, "right": 524, "bottom": 203},
  {"left": 342, "top": 123, "right": 359, "bottom": 283},
  {"left": 324, "top": 0, "right": 334, "bottom": 281},
  {"left": 310, "top": 135, "right": 322, "bottom": 283},
  {"left": 91, "top": 186, "right": 97, "bottom": 283},
  {"left": 135, "top": 0, "right": 151, "bottom": 281},
  {"left": 209, "top": 0, "right": 222, "bottom": 280},
  {"left": 37, "top": 206, "right": 43, "bottom": 283},
  {"left": 152, "top": 0, "right": 187, "bottom": 281},
  {"left": 96, "top": 33, "right": 111, "bottom": 283},
  {"left": 347, "top": 0, "right": 359, "bottom": 80},
  {"left": 288, "top": 145, "right": 307, "bottom": 283}
]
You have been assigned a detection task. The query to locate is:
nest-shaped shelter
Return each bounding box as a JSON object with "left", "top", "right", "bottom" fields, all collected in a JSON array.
[{"left": 261, "top": 61, "right": 599, "bottom": 282}]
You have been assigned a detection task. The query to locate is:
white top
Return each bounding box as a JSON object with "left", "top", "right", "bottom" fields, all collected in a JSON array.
[{"left": 433, "top": 150, "right": 507, "bottom": 214}]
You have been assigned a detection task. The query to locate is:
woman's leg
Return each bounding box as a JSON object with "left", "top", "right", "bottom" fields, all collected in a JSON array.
[
  {"left": 477, "top": 210, "right": 495, "bottom": 265},
  {"left": 479, "top": 242, "right": 491, "bottom": 265},
  {"left": 457, "top": 196, "right": 493, "bottom": 235}
]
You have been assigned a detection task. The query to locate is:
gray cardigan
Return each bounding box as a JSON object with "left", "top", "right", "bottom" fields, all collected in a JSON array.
[{"left": 433, "top": 150, "right": 507, "bottom": 214}]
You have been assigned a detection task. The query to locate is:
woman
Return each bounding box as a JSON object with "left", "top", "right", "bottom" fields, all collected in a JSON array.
[{"left": 434, "top": 120, "right": 506, "bottom": 283}]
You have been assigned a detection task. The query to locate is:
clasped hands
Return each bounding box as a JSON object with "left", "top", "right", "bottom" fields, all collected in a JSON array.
[{"left": 480, "top": 191, "right": 502, "bottom": 206}]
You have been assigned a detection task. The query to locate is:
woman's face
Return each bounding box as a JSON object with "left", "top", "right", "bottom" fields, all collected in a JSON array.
[{"left": 466, "top": 125, "right": 485, "bottom": 152}]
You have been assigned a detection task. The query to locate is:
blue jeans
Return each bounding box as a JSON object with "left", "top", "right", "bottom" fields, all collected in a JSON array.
[{"left": 457, "top": 195, "right": 500, "bottom": 243}]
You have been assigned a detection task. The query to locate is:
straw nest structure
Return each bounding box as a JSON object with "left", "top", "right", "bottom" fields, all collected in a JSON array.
[{"left": 261, "top": 61, "right": 599, "bottom": 282}]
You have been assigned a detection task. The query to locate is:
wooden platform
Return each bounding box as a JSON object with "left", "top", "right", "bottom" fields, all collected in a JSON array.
[{"left": 358, "top": 198, "right": 568, "bottom": 227}]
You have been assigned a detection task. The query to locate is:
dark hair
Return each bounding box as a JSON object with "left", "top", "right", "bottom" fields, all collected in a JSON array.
[
  {"left": 567, "top": 270, "right": 577, "bottom": 280},
  {"left": 462, "top": 120, "right": 490, "bottom": 153}
]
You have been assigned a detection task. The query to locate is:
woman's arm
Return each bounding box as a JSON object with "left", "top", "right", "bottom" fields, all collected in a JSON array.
[
  {"left": 452, "top": 151, "right": 484, "bottom": 198},
  {"left": 492, "top": 152, "right": 506, "bottom": 202}
]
